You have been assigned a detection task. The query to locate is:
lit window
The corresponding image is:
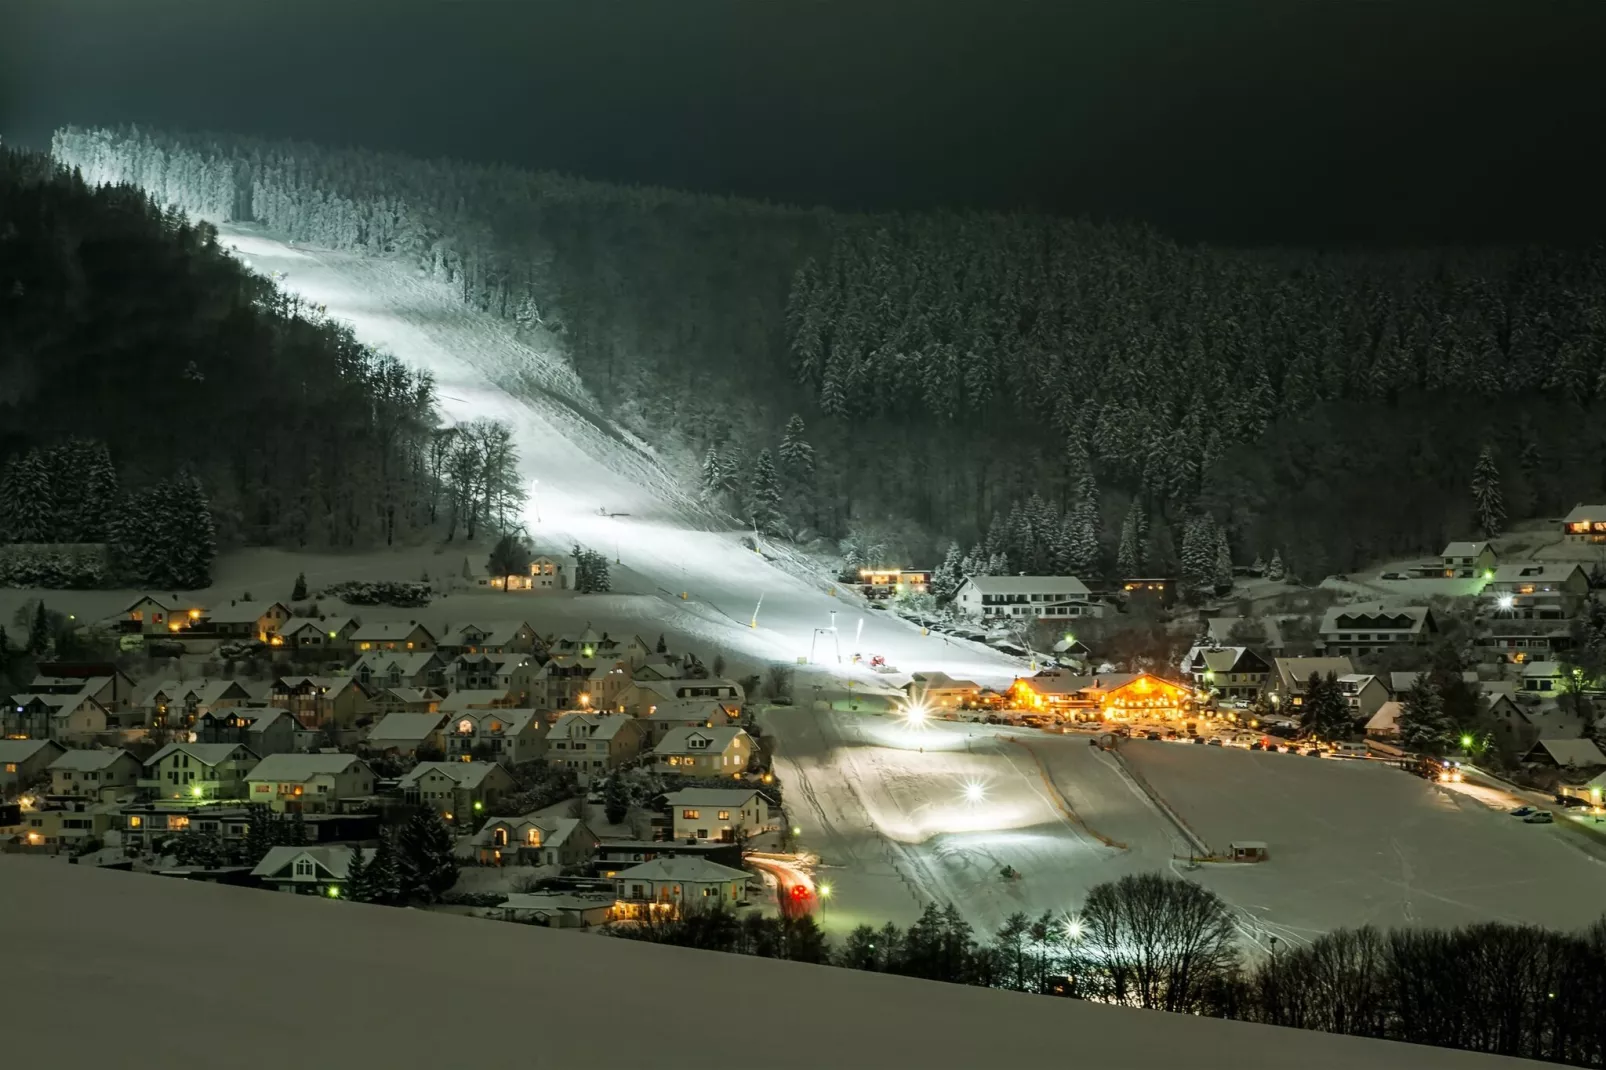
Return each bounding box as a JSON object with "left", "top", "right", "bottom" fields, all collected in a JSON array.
[
  {"left": 717, "top": 810, "right": 730, "bottom": 820},
  {"left": 682, "top": 809, "right": 700, "bottom": 820}
]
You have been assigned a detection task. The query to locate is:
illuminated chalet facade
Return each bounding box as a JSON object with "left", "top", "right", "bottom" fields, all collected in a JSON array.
[{"left": 1012, "top": 670, "right": 1197, "bottom": 721}]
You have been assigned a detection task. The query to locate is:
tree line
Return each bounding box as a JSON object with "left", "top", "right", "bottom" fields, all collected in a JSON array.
[
  {"left": 624, "top": 872, "right": 1606, "bottom": 1066},
  {"left": 48, "top": 126, "right": 1606, "bottom": 584},
  {"left": 0, "top": 147, "right": 530, "bottom": 584}
]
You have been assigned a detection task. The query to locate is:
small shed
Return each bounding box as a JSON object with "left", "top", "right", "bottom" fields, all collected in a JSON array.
[{"left": 1229, "top": 841, "right": 1269, "bottom": 863}]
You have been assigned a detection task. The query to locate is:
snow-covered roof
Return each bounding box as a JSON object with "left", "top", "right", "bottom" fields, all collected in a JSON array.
[
  {"left": 1206, "top": 616, "right": 1284, "bottom": 649},
  {"left": 1274, "top": 657, "right": 1356, "bottom": 688},
  {"left": 1366, "top": 701, "right": 1402, "bottom": 733},
  {"left": 279, "top": 616, "right": 356, "bottom": 638},
  {"left": 140, "top": 677, "right": 249, "bottom": 707},
  {"left": 351, "top": 621, "right": 434, "bottom": 642},
  {"left": 472, "top": 815, "right": 587, "bottom": 849},
  {"left": 1319, "top": 602, "right": 1432, "bottom": 635},
  {"left": 439, "top": 689, "right": 513, "bottom": 712},
  {"left": 399, "top": 761, "right": 503, "bottom": 790},
  {"left": 250, "top": 845, "right": 356, "bottom": 880},
  {"left": 498, "top": 892, "right": 611, "bottom": 913},
  {"left": 246, "top": 753, "right": 367, "bottom": 782},
  {"left": 145, "top": 743, "right": 255, "bottom": 768},
  {"left": 368, "top": 712, "right": 448, "bottom": 743},
  {"left": 550, "top": 713, "right": 636, "bottom": 742},
  {"left": 906, "top": 671, "right": 981, "bottom": 692},
  {"left": 227, "top": 707, "right": 294, "bottom": 731},
  {"left": 612, "top": 856, "right": 751, "bottom": 884},
  {"left": 1529, "top": 738, "right": 1606, "bottom": 768},
  {"left": 48, "top": 748, "right": 133, "bottom": 772},
  {"left": 121, "top": 594, "right": 205, "bottom": 614},
  {"left": 640, "top": 698, "right": 733, "bottom": 723},
  {"left": 203, "top": 600, "right": 289, "bottom": 625},
  {"left": 352, "top": 652, "right": 440, "bottom": 677},
  {"left": 275, "top": 675, "right": 367, "bottom": 698},
  {"left": 1564, "top": 503, "right": 1606, "bottom": 524},
  {"left": 958, "top": 575, "right": 1090, "bottom": 598},
  {"left": 1522, "top": 660, "right": 1564, "bottom": 679},
  {"left": 1441, "top": 541, "right": 1491, "bottom": 558},
  {"left": 448, "top": 708, "right": 541, "bottom": 735},
  {"left": 454, "top": 621, "right": 533, "bottom": 646},
  {"left": 653, "top": 726, "right": 749, "bottom": 756},
  {"left": 0, "top": 739, "right": 61, "bottom": 763},
  {"left": 664, "top": 788, "right": 763, "bottom": 808},
  {"left": 1487, "top": 563, "right": 1585, "bottom": 585}
]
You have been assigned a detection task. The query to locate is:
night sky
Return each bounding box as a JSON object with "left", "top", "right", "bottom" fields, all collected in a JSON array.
[{"left": 3, "top": 0, "right": 1604, "bottom": 246}]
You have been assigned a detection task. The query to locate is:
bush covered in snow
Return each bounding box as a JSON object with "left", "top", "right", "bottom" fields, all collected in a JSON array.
[
  {"left": 0, "top": 543, "right": 111, "bottom": 589},
  {"left": 326, "top": 580, "right": 433, "bottom": 607}
]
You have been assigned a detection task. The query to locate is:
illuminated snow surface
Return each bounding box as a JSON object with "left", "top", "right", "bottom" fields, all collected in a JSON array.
[
  {"left": 769, "top": 706, "right": 1606, "bottom": 943},
  {"left": 221, "top": 230, "right": 1606, "bottom": 947},
  {"left": 220, "top": 228, "right": 1022, "bottom": 689}
]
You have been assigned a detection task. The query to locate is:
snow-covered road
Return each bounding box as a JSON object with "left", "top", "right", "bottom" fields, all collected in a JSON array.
[{"left": 220, "top": 228, "right": 1022, "bottom": 688}]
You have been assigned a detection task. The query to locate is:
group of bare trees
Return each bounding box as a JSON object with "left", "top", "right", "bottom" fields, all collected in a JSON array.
[{"left": 427, "top": 418, "right": 525, "bottom": 542}]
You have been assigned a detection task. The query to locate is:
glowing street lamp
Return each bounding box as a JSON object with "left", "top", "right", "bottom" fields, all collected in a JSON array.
[
  {"left": 903, "top": 699, "right": 930, "bottom": 728},
  {"left": 963, "top": 780, "right": 987, "bottom": 804},
  {"left": 818, "top": 883, "right": 833, "bottom": 899}
]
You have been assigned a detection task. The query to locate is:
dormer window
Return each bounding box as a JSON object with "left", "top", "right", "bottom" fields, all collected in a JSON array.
[{"left": 458, "top": 719, "right": 474, "bottom": 734}]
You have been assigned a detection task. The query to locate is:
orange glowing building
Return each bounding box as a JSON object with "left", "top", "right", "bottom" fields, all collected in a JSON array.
[{"left": 1012, "top": 671, "right": 1196, "bottom": 721}]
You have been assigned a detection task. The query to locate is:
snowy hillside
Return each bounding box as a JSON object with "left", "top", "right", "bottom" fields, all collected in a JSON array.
[{"left": 218, "top": 229, "right": 1021, "bottom": 687}]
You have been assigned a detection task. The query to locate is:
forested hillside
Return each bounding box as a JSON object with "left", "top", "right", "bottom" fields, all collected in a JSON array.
[
  {"left": 0, "top": 148, "right": 518, "bottom": 586},
  {"left": 49, "top": 125, "right": 1606, "bottom": 584}
]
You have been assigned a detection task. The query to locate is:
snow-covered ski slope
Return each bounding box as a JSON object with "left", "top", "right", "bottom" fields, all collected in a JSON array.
[{"left": 219, "top": 228, "right": 1021, "bottom": 685}]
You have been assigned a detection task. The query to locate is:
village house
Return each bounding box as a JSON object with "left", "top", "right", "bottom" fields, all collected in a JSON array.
[
  {"left": 533, "top": 658, "right": 599, "bottom": 711},
  {"left": 664, "top": 787, "right": 771, "bottom": 842},
  {"left": 27, "top": 670, "right": 137, "bottom": 712},
  {"left": 1270, "top": 657, "right": 1356, "bottom": 709},
  {"left": 270, "top": 676, "right": 372, "bottom": 727},
  {"left": 400, "top": 761, "right": 514, "bottom": 820},
  {"left": 6, "top": 690, "right": 111, "bottom": 744},
  {"left": 614, "top": 677, "right": 745, "bottom": 717},
  {"left": 445, "top": 708, "right": 547, "bottom": 764},
  {"left": 1483, "top": 563, "right": 1590, "bottom": 619},
  {"left": 904, "top": 671, "right": 984, "bottom": 712},
  {"left": 483, "top": 553, "right": 571, "bottom": 593},
  {"left": 638, "top": 698, "right": 741, "bottom": 746},
  {"left": 48, "top": 748, "right": 142, "bottom": 800},
  {"left": 351, "top": 651, "right": 446, "bottom": 690},
  {"left": 548, "top": 630, "right": 651, "bottom": 664},
  {"left": 119, "top": 594, "right": 205, "bottom": 636},
  {"left": 1476, "top": 620, "right": 1573, "bottom": 664},
  {"left": 12, "top": 801, "right": 115, "bottom": 849},
  {"left": 1336, "top": 674, "right": 1391, "bottom": 722},
  {"left": 1180, "top": 646, "right": 1271, "bottom": 704},
  {"left": 653, "top": 726, "right": 754, "bottom": 778},
  {"left": 1120, "top": 577, "right": 1178, "bottom": 610},
  {"left": 1365, "top": 701, "right": 1403, "bottom": 740},
  {"left": 612, "top": 856, "right": 751, "bottom": 918},
  {"left": 251, "top": 845, "right": 358, "bottom": 896},
  {"left": 277, "top": 617, "right": 360, "bottom": 656},
  {"left": 451, "top": 652, "right": 533, "bottom": 693},
  {"left": 547, "top": 713, "right": 645, "bottom": 786},
  {"left": 592, "top": 838, "right": 744, "bottom": 878},
  {"left": 200, "top": 600, "right": 292, "bottom": 641},
  {"left": 953, "top": 575, "right": 1103, "bottom": 620},
  {"left": 494, "top": 893, "right": 612, "bottom": 928},
  {"left": 854, "top": 567, "right": 931, "bottom": 600},
  {"left": 192, "top": 707, "right": 299, "bottom": 756},
  {"left": 471, "top": 814, "right": 597, "bottom": 867},
  {"left": 1563, "top": 503, "right": 1606, "bottom": 545},
  {"left": 351, "top": 621, "right": 437, "bottom": 654},
  {"left": 365, "top": 712, "right": 449, "bottom": 756},
  {"left": 246, "top": 753, "right": 375, "bottom": 813},
  {"left": 142, "top": 742, "right": 258, "bottom": 801},
  {"left": 1441, "top": 541, "right": 1498, "bottom": 578},
  {"left": 1523, "top": 738, "right": 1606, "bottom": 771},
  {"left": 450, "top": 621, "right": 539, "bottom": 655},
  {"left": 1319, "top": 603, "right": 1435, "bottom": 659},
  {"left": 140, "top": 678, "right": 253, "bottom": 728},
  {"left": 1522, "top": 660, "right": 1568, "bottom": 694},
  {"left": 1, "top": 739, "right": 66, "bottom": 797},
  {"left": 1206, "top": 616, "right": 1286, "bottom": 656}
]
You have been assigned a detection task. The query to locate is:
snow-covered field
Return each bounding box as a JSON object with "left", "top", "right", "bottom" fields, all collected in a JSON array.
[
  {"left": 210, "top": 229, "right": 1021, "bottom": 689},
  {"left": 768, "top": 705, "right": 1606, "bottom": 944}
]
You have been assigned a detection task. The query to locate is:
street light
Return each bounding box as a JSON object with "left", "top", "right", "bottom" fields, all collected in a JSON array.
[{"left": 818, "top": 883, "right": 833, "bottom": 899}]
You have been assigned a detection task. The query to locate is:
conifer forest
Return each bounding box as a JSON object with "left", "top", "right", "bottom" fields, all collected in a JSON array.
[{"left": 39, "top": 125, "right": 1606, "bottom": 583}]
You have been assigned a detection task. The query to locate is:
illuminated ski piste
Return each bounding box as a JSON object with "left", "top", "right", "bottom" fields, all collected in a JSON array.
[{"left": 218, "top": 228, "right": 1023, "bottom": 688}]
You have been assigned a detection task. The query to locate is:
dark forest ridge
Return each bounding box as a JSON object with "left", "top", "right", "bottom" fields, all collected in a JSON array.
[{"left": 46, "top": 125, "right": 1606, "bottom": 591}]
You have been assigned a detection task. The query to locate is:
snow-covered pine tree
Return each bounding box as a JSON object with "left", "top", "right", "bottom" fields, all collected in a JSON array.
[
  {"left": 699, "top": 443, "right": 727, "bottom": 503},
  {"left": 173, "top": 474, "right": 217, "bottom": 589},
  {"left": 28, "top": 601, "right": 50, "bottom": 656},
  {"left": 779, "top": 415, "right": 815, "bottom": 483},
  {"left": 398, "top": 808, "right": 458, "bottom": 903},
  {"left": 1180, "top": 514, "right": 1216, "bottom": 593},
  {"left": 1, "top": 451, "right": 55, "bottom": 543},
  {"left": 958, "top": 545, "right": 983, "bottom": 579},
  {"left": 984, "top": 511, "right": 1007, "bottom": 558},
  {"left": 1266, "top": 548, "right": 1286, "bottom": 582},
  {"left": 1398, "top": 673, "right": 1455, "bottom": 754},
  {"left": 346, "top": 845, "right": 374, "bottom": 902},
  {"left": 291, "top": 572, "right": 308, "bottom": 601},
  {"left": 1471, "top": 443, "right": 1505, "bottom": 538},
  {"left": 368, "top": 830, "right": 402, "bottom": 905},
  {"left": 986, "top": 550, "right": 1009, "bottom": 576},
  {"left": 1212, "top": 527, "right": 1233, "bottom": 593},
  {"left": 1303, "top": 672, "right": 1354, "bottom": 743},
  {"left": 604, "top": 775, "right": 629, "bottom": 825},
  {"left": 78, "top": 441, "right": 118, "bottom": 542},
  {"left": 1117, "top": 500, "right": 1146, "bottom": 576},
  {"left": 931, "top": 541, "right": 964, "bottom": 600},
  {"left": 747, "top": 449, "right": 785, "bottom": 536}
]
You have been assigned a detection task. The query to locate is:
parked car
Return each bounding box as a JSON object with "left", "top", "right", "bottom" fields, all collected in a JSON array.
[
  {"left": 1248, "top": 742, "right": 1264, "bottom": 751},
  {"left": 1206, "top": 737, "right": 1224, "bottom": 747},
  {"left": 1193, "top": 735, "right": 1207, "bottom": 745},
  {"left": 1379, "top": 571, "right": 1407, "bottom": 581},
  {"left": 1302, "top": 747, "right": 1323, "bottom": 757},
  {"left": 1145, "top": 731, "right": 1163, "bottom": 741},
  {"left": 1525, "top": 810, "right": 1556, "bottom": 824},
  {"left": 1508, "top": 806, "right": 1538, "bottom": 818},
  {"left": 1557, "top": 795, "right": 1591, "bottom": 810}
]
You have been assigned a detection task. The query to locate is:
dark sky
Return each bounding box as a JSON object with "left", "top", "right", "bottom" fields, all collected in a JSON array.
[{"left": 4, "top": 0, "right": 1604, "bottom": 247}]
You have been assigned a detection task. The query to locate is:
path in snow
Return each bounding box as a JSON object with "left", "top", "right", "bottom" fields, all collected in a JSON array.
[{"left": 219, "top": 228, "right": 1023, "bottom": 689}]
